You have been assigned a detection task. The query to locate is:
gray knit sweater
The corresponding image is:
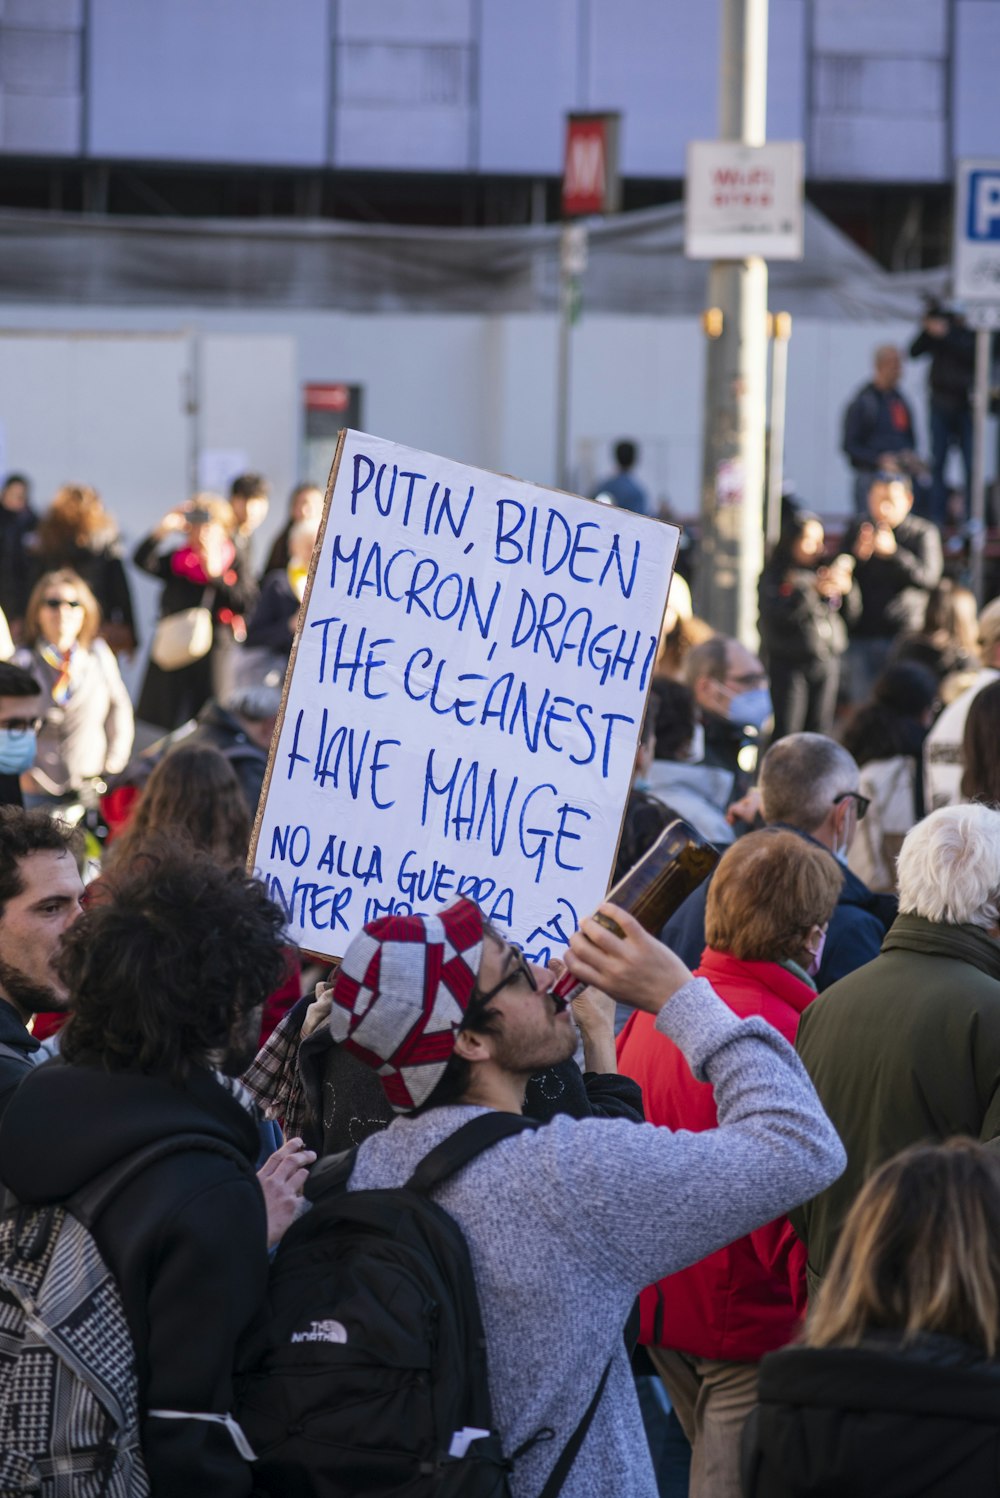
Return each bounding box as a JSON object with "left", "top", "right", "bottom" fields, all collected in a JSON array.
[{"left": 348, "top": 978, "right": 845, "bottom": 1498}]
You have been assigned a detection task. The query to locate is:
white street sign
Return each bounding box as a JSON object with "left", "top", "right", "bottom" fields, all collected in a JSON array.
[
  {"left": 954, "top": 159, "right": 1000, "bottom": 308},
  {"left": 685, "top": 141, "right": 804, "bottom": 261}
]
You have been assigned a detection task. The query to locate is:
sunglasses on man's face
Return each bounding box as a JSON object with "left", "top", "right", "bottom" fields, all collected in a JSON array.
[{"left": 833, "top": 790, "right": 871, "bottom": 821}]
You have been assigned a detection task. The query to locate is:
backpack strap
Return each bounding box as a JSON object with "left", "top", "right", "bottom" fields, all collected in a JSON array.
[
  {"left": 304, "top": 1146, "right": 358, "bottom": 1201},
  {"left": 535, "top": 1358, "right": 612, "bottom": 1498},
  {"left": 67, "top": 1132, "right": 253, "bottom": 1231},
  {"left": 406, "top": 1112, "right": 540, "bottom": 1195}
]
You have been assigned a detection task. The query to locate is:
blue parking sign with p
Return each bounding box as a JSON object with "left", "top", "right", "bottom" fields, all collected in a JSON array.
[{"left": 968, "top": 171, "right": 1000, "bottom": 242}]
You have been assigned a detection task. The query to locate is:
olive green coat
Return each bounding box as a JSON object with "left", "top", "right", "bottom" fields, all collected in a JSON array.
[{"left": 792, "top": 914, "right": 1000, "bottom": 1289}]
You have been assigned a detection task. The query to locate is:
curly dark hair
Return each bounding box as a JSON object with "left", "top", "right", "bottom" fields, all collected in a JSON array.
[
  {"left": 105, "top": 744, "right": 251, "bottom": 873},
  {"left": 59, "top": 843, "right": 290, "bottom": 1081},
  {"left": 0, "top": 807, "right": 81, "bottom": 918}
]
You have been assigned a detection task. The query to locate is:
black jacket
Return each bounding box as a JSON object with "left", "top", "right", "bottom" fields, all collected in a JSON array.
[
  {"left": 134, "top": 534, "right": 253, "bottom": 730},
  {"left": 0, "top": 502, "right": 38, "bottom": 623},
  {"left": 0, "top": 997, "right": 37, "bottom": 1119},
  {"left": 0, "top": 1061, "right": 268, "bottom": 1498},
  {"left": 661, "top": 827, "right": 896, "bottom": 992},
  {"left": 744, "top": 1333, "right": 1000, "bottom": 1498},
  {"left": 244, "top": 569, "right": 297, "bottom": 655},
  {"left": 842, "top": 381, "right": 917, "bottom": 472},
  {"left": 842, "top": 514, "right": 943, "bottom": 639},
  {"left": 758, "top": 565, "right": 854, "bottom": 666},
  {"left": 910, "top": 322, "right": 976, "bottom": 411},
  {"left": 792, "top": 917, "right": 1000, "bottom": 1291}
]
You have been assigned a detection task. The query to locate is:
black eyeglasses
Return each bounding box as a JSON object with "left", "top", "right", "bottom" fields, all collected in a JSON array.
[
  {"left": 477, "top": 946, "right": 539, "bottom": 1003},
  {"left": 0, "top": 718, "right": 42, "bottom": 738},
  {"left": 833, "top": 790, "right": 871, "bottom": 821},
  {"left": 41, "top": 597, "right": 83, "bottom": 610}
]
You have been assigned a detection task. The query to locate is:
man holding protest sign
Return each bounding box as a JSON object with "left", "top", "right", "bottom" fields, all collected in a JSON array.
[
  {"left": 239, "top": 895, "right": 844, "bottom": 1497},
  {"left": 234, "top": 432, "right": 846, "bottom": 1495}
]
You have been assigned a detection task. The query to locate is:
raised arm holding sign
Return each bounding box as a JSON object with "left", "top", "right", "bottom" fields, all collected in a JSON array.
[{"left": 249, "top": 430, "right": 680, "bottom": 965}]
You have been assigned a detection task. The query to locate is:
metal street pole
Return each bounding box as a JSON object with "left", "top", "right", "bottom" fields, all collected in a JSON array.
[
  {"left": 766, "top": 310, "right": 791, "bottom": 549},
  {"left": 696, "top": 0, "right": 770, "bottom": 644},
  {"left": 556, "top": 223, "right": 588, "bottom": 491},
  {"left": 969, "top": 324, "right": 992, "bottom": 604}
]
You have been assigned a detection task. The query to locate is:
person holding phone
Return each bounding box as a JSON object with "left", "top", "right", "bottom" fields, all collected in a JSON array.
[{"left": 134, "top": 495, "right": 252, "bottom": 731}]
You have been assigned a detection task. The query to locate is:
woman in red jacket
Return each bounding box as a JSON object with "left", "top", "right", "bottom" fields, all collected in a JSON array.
[{"left": 617, "top": 828, "right": 843, "bottom": 1498}]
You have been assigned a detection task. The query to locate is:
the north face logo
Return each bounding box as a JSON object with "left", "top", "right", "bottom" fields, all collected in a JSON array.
[{"left": 290, "top": 1319, "right": 348, "bottom": 1344}]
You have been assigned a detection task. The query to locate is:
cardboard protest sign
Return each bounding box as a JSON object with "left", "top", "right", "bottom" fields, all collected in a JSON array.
[{"left": 249, "top": 431, "right": 680, "bottom": 964}]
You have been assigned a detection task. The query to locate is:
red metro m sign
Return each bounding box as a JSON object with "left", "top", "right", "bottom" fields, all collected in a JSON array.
[{"left": 562, "top": 113, "right": 621, "bottom": 218}]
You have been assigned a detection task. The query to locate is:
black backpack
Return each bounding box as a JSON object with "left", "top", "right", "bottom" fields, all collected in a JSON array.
[{"left": 235, "top": 1112, "right": 610, "bottom": 1498}]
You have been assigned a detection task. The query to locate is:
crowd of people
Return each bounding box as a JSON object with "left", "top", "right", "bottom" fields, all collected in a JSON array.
[{"left": 0, "top": 349, "right": 999, "bottom": 1498}]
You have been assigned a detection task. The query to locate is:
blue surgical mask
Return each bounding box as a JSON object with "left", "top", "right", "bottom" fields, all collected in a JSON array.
[
  {"left": 727, "top": 688, "right": 773, "bottom": 732},
  {"left": 0, "top": 729, "right": 35, "bottom": 775}
]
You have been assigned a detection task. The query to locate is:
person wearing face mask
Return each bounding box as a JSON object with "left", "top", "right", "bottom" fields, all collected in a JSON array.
[
  {"left": 660, "top": 733, "right": 896, "bottom": 990},
  {"left": 617, "top": 830, "right": 844, "bottom": 1498},
  {"left": 0, "top": 662, "right": 44, "bottom": 808},
  {"left": 646, "top": 678, "right": 735, "bottom": 847},
  {"left": 685, "top": 636, "right": 772, "bottom": 814}
]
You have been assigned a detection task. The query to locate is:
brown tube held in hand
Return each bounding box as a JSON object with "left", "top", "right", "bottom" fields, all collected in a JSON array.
[{"left": 549, "top": 819, "right": 721, "bottom": 1004}]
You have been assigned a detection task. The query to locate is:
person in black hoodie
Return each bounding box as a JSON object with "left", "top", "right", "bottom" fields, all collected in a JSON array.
[
  {"left": 744, "top": 1139, "right": 1000, "bottom": 1498},
  {"left": 758, "top": 511, "right": 858, "bottom": 740},
  {"left": 0, "top": 846, "right": 292, "bottom": 1498}
]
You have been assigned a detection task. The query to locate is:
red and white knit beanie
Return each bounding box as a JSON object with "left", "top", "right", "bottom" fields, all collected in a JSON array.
[{"left": 328, "top": 897, "right": 485, "bottom": 1112}]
